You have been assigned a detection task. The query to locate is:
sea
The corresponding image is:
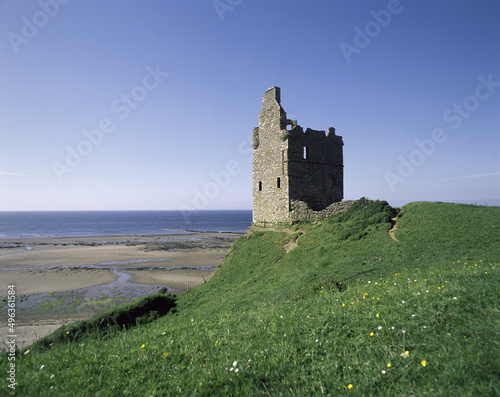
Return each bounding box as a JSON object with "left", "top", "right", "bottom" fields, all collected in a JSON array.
[{"left": 0, "top": 210, "right": 253, "bottom": 239}]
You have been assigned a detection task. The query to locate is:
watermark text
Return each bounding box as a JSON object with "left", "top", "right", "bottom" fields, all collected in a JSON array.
[
  {"left": 179, "top": 138, "right": 252, "bottom": 224},
  {"left": 213, "top": 0, "right": 243, "bottom": 21},
  {"left": 385, "top": 74, "right": 499, "bottom": 191},
  {"left": 6, "top": 285, "right": 17, "bottom": 390},
  {"left": 8, "top": 0, "right": 72, "bottom": 54},
  {"left": 51, "top": 65, "right": 168, "bottom": 181},
  {"left": 339, "top": 0, "right": 407, "bottom": 64}
]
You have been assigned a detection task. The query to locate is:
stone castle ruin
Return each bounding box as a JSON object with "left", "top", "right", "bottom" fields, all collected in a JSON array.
[{"left": 252, "top": 87, "right": 345, "bottom": 225}]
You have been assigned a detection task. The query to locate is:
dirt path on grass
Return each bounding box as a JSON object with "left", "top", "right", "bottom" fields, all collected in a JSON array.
[{"left": 388, "top": 217, "right": 399, "bottom": 242}]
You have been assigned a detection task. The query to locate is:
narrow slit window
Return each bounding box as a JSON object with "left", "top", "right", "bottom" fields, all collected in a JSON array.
[
  {"left": 303, "top": 146, "right": 308, "bottom": 159},
  {"left": 277, "top": 177, "right": 281, "bottom": 188},
  {"left": 258, "top": 181, "right": 262, "bottom": 191}
]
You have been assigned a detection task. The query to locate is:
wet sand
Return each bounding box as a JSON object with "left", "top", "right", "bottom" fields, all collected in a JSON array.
[{"left": 0, "top": 232, "right": 240, "bottom": 349}]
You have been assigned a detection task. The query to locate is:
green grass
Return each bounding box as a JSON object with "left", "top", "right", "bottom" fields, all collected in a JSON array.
[
  {"left": 31, "top": 299, "right": 65, "bottom": 312},
  {"left": 2, "top": 199, "right": 499, "bottom": 395},
  {"left": 30, "top": 291, "right": 176, "bottom": 351}
]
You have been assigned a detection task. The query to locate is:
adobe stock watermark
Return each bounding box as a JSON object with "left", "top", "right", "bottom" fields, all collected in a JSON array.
[
  {"left": 179, "top": 137, "right": 253, "bottom": 224},
  {"left": 384, "top": 74, "right": 499, "bottom": 191},
  {"left": 6, "top": 285, "right": 17, "bottom": 390},
  {"left": 339, "top": 0, "right": 409, "bottom": 64},
  {"left": 213, "top": 0, "right": 243, "bottom": 21},
  {"left": 51, "top": 65, "right": 168, "bottom": 182},
  {"left": 7, "top": 0, "right": 72, "bottom": 54}
]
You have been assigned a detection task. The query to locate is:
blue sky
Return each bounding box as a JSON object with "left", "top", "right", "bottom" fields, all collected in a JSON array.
[{"left": 0, "top": 0, "right": 499, "bottom": 211}]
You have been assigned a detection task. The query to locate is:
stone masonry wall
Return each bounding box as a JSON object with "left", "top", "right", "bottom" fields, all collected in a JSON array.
[
  {"left": 252, "top": 87, "right": 344, "bottom": 226},
  {"left": 288, "top": 126, "right": 343, "bottom": 210},
  {"left": 252, "top": 87, "right": 290, "bottom": 225},
  {"left": 289, "top": 199, "right": 355, "bottom": 222}
]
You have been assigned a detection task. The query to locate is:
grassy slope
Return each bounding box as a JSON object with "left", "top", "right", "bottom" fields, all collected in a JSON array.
[{"left": 3, "top": 200, "right": 499, "bottom": 396}]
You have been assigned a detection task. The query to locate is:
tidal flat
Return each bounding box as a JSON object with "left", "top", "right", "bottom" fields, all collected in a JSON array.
[{"left": 0, "top": 232, "right": 240, "bottom": 348}]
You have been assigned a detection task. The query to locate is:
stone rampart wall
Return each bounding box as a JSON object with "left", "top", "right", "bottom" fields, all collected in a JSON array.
[{"left": 289, "top": 199, "right": 356, "bottom": 222}]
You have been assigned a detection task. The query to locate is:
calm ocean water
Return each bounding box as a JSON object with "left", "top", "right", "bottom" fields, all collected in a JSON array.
[{"left": 0, "top": 210, "right": 252, "bottom": 239}]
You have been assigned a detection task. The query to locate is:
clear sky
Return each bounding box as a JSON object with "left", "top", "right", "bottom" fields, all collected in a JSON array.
[{"left": 1, "top": 0, "right": 499, "bottom": 211}]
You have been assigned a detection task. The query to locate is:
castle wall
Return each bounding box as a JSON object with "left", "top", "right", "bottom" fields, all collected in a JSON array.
[
  {"left": 252, "top": 87, "right": 344, "bottom": 225},
  {"left": 289, "top": 199, "right": 355, "bottom": 222},
  {"left": 288, "top": 127, "right": 343, "bottom": 210},
  {"left": 252, "top": 87, "right": 291, "bottom": 225}
]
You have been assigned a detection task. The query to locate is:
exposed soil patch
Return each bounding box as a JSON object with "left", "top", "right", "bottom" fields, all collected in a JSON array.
[
  {"left": 284, "top": 240, "right": 298, "bottom": 253},
  {"left": 388, "top": 217, "right": 399, "bottom": 242}
]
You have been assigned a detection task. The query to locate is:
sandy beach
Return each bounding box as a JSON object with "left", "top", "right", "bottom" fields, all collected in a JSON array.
[{"left": 0, "top": 232, "right": 240, "bottom": 349}]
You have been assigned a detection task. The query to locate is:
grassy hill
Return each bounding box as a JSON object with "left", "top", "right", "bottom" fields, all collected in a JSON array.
[{"left": 3, "top": 199, "right": 499, "bottom": 396}]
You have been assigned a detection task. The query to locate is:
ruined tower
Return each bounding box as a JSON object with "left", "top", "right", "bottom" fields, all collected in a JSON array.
[{"left": 252, "top": 87, "right": 344, "bottom": 225}]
